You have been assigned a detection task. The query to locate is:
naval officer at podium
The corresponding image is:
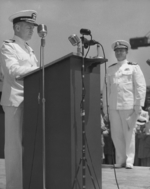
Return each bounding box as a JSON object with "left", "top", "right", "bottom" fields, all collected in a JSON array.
[{"left": 0, "top": 10, "right": 39, "bottom": 189}]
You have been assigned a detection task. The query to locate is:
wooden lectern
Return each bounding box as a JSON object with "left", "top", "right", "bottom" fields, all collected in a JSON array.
[{"left": 22, "top": 53, "right": 105, "bottom": 189}]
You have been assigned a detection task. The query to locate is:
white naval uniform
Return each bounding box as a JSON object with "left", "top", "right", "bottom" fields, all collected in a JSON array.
[
  {"left": 0, "top": 35, "right": 38, "bottom": 189},
  {"left": 103, "top": 59, "right": 146, "bottom": 166}
]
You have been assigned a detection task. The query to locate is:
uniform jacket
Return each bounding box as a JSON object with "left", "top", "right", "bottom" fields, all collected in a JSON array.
[
  {"left": 0, "top": 35, "right": 38, "bottom": 107},
  {"left": 103, "top": 59, "right": 146, "bottom": 113}
]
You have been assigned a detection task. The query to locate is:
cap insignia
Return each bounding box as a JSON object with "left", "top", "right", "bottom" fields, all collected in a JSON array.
[
  {"left": 116, "top": 42, "right": 120, "bottom": 46},
  {"left": 32, "top": 13, "right": 36, "bottom": 20}
]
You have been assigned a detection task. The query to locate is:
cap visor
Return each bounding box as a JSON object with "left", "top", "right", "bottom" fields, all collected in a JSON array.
[
  {"left": 114, "top": 46, "right": 128, "bottom": 50},
  {"left": 26, "top": 19, "right": 38, "bottom": 26}
]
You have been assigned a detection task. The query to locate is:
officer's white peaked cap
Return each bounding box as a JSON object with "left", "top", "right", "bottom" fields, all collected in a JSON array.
[
  {"left": 9, "top": 10, "right": 38, "bottom": 26},
  {"left": 112, "top": 40, "right": 131, "bottom": 51}
]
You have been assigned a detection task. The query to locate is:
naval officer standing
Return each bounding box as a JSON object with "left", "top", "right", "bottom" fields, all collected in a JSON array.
[
  {"left": 102, "top": 40, "right": 146, "bottom": 169},
  {"left": 0, "top": 10, "right": 39, "bottom": 189}
]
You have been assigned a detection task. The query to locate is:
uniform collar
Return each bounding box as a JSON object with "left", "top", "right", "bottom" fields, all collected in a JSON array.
[
  {"left": 13, "top": 35, "right": 27, "bottom": 47},
  {"left": 118, "top": 59, "right": 128, "bottom": 65}
]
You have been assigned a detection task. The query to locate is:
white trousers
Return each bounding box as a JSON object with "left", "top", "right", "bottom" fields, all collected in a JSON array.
[
  {"left": 3, "top": 104, "right": 23, "bottom": 189},
  {"left": 109, "top": 109, "right": 136, "bottom": 165}
]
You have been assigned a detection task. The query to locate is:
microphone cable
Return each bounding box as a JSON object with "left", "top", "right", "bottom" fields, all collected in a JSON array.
[
  {"left": 83, "top": 39, "right": 120, "bottom": 189},
  {"left": 79, "top": 33, "right": 121, "bottom": 189},
  {"left": 85, "top": 45, "right": 91, "bottom": 59},
  {"left": 26, "top": 96, "right": 41, "bottom": 189},
  {"left": 84, "top": 35, "right": 92, "bottom": 58}
]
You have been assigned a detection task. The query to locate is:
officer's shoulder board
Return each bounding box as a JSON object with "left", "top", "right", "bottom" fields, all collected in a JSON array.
[
  {"left": 109, "top": 63, "right": 117, "bottom": 68},
  {"left": 26, "top": 42, "right": 34, "bottom": 53},
  {"left": 128, "top": 62, "right": 138, "bottom": 65},
  {"left": 3, "top": 39, "right": 15, "bottom": 44},
  {"left": 25, "top": 42, "right": 29, "bottom": 46}
]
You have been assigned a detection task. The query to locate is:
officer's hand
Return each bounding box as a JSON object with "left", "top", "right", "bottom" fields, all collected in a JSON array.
[
  {"left": 134, "top": 105, "right": 142, "bottom": 115},
  {"left": 103, "top": 130, "right": 109, "bottom": 136},
  {"left": 103, "top": 114, "right": 108, "bottom": 122}
]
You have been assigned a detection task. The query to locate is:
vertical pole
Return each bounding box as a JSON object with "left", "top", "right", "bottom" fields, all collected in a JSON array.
[{"left": 41, "top": 38, "right": 46, "bottom": 189}]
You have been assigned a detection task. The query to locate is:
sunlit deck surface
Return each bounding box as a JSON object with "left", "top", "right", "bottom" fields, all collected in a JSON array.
[
  {"left": 0, "top": 159, "right": 150, "bottom": 189},
  {"left": 102, "top": 164, "right": 150, "bottom": 189}
]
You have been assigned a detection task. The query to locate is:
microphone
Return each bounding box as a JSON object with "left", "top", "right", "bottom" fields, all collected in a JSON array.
[
  {"left": 83, "top": 38, "right": 99, "bottom": 48},
  {"left": 68, "top": 34, "right": 81, "bottom": 56},
  {"left": 129, "top": 36, "right": 150, "bottom": 49},
  {"left": 80, "top": 28, "right": 91, "bottom": 36},
  {"left": 37, "top": 24, "right": 47, "bottom": 38},
  {"left": 68, "top": 34, "right": 80, "bottom": 46}
]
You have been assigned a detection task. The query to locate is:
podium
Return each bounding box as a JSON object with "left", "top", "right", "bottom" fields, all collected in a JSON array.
[{"left": 22, "top": 53, "right": 104, "bottom": 189}]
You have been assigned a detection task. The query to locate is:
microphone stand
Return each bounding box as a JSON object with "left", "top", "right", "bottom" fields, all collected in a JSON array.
[
  {"left": 40, "top": 36, "right": 46, "bottom": 189},
  {"left": 80, "top": 35, "right": 86, "bottom": 189},
  {"left": 72, "top": 35, "right": 98, "bottom": 189}
]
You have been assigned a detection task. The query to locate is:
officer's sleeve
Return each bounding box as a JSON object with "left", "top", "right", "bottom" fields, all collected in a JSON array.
[
  {"left": 0, "top": 43, "right": 38, "bottom": 78},
  {"left": 133, "top": 65, "right": 146, "bottom": 106},
  {"left": 102, "top": 72, "right": 110, "bottom": 115},
  {"left": 0, "top": 58, "right": 4, "bottom": 81}
]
